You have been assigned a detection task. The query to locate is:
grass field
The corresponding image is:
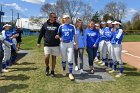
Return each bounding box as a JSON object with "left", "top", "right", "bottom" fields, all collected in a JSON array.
[
  {"left": 123, "top": 35, "right": 140, "bottom": 42},
  {"left": 0, "top": 35, "right": 140, "bottom": 93}
]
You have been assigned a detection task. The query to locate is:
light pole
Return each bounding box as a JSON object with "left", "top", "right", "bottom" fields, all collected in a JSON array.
[{"left": 0, "top": 11, "right": 4, "bottom": 32}]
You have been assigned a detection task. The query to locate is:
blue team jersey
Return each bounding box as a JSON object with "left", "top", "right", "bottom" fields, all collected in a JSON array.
[
  {"left": 100, "top": 27, "right": 113, "bottom": 41},
  {"left": 84, "top": 28, "right": 100, "bottom": 48},
  {"left": 111, "top": 28, "right": 124, "bottom": 45},
  {"left": 1, "top": 30, "right": 12, "bottom": 43},
  {"left": 75, "top": 29, "right": 85, "bottom": 48},
  {"left": 58, "top": 24, "right": 75, "bottom": 43}
]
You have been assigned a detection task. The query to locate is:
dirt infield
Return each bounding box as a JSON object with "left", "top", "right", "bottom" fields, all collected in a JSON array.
[{"left": 122, "top": 42, "right": 140, "bottom": 69}]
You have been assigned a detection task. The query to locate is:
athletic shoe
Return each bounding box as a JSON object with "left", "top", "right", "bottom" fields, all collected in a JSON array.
[
  {"left": 98, "top": 61, "right": 103, "bottom": 64},
  {"left": 51, "top": 71, "right": 55, "bottom": 77},
  {"left": 80, "top": 69, "right": 84, "bottom": 74},
  {"left": 90, "top": 68, "right": 95, "bottom": 74},
  {"left": 45, "top": 66, "right": 49, "bottom": 76},
  {"left": 109, "top": 70, "right": 115, "bottom": 73},
  {"left": 115, "top": 73, "right": 122, "bottom": 78},
  {"left": 105, "top": 67, "right": 112, "bottom": 71},
  {"left": 75, "top": 66, "right": 78, "bottom": 71},
  {"left": 62, "top": 70, "right": 67, "bottom": 76},
  {"left": 69, "top": 74, "right": 75, "bottom": 80},
  {"left": 94, "top": 59, "right": 100, "bottom": 63},
  {"left": 1, "top": 69, "right": 9, "bottom": 73},
  {"left": 100, "top": 62, "right": 105, "bottom": 66}
]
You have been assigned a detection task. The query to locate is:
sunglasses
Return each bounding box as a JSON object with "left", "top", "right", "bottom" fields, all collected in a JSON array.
[{"left": 52, "top": 16, "right": 57, "bottom": 19}]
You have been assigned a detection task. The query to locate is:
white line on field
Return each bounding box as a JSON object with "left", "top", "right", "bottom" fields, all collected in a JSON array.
[{"left": 122, "top": 50, "right": 140, "bottom": 59}]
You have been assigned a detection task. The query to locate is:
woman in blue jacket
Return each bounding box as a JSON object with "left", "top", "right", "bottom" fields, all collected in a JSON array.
[
  {"left": 74, "top": 19, "right": 85, "bottom": 73},
  {"left": 84, "top": 20, "right": 100, "bottom": 73}
]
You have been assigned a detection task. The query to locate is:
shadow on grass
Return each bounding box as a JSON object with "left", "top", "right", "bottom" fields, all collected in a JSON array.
[
  {"left": 124, "top": 71, "right": 140, "bottom": 76},
  {"left": 16, "top": 53, "right": 28, "bottom": 62},
  {"left": 74, "top": 73, "right": 102, "bottom": 80},
  {"left": 0, "top": 84, "right": 28, "bottom": 93},
  {"left": 124, "top": 67, "right": 137, "bottom": 71},
  {"left": 55, "top": 74, "right": 66, "bottom": 78},
  {"left": 10, "top": 67, "right": 38, "bottom": 72},
  {"left": 0, "top": 74, "right": 30, "bottom": 81}
]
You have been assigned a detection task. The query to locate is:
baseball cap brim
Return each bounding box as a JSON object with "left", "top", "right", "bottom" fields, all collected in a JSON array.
[
  {"left": 63, "top": 14, "right": 70, "bottom": 18},
  {"left": 3, "top": 24, "right": 11, "bottom": 28},
  {"left": 107, "top": 20, "right": 112, "bottom": 24}
]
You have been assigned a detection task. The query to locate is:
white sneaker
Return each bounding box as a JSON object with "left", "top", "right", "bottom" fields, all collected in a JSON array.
[
  {"left": 106, "top": 67, "right": 112, "bottom": 71},
  {"left": 1, "top": 69, "right": 9, "bottom": 73},
  {"left": 80, "top": 69, "right": 84, "bottom": 74},
  {"left": 69, "top": 74, "right": 75, "bottom": 80},
  {"left": 109, "top": 70, "right": 115, "bottom": 73},
  {"left": 98, "top": 61, "right": 103, "bottom": 64},
  {"left": 75, "top": 66, "right": 78, "bottom": 71},
  {"left": 94, "top": 59, "right": 100, "bottom": 63},
  {"left": 100, "top": 62, "right": 105, "bottom": 66},
  {"left": 62, "top": 70, "right": 67, "bottom": 76},
  {"left": 115, "top": 73, "right": 122, "bottom": 78}
]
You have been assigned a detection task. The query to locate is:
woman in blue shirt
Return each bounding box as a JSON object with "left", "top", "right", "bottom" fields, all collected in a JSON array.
[
  {"left": 84, "top": 20, "right": 100, "bottom": 73},
  {"left": 74, "top": 19, "right": 85, "bottom": 73}
]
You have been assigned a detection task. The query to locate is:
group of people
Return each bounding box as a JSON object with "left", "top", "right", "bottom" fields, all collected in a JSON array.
[
  {"left": 0, "top": 24, "right": 22, "bottom": 73},
  {"left": 95, "top": 20, "right": 124, "bottom": 78},
  {"left": 37, "top": 12, "right": 124, "bottom": 81}
]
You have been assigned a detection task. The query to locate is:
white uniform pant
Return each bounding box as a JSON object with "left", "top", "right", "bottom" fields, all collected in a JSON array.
[
  {"left": 102, "top": 41, "right": 112, "bottom": 59},
  {"left": 60, "top": 42, "right": 74, "bottom": 63},
  {"left": 2, "top": 44, "right": 11, "bottom": 63},
  {"left": 98, "top": 40, "right": 105, "bottom": 52},
  {"left": 111, "top": 44, "right": 123, "bottom": 67}
]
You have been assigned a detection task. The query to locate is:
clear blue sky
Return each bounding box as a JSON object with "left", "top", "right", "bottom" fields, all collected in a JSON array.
[{"left": 0, "top": 0, "right": 140, "bottom": 22}]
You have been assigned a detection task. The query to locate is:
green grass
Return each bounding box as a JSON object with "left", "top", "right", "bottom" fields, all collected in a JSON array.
[
  {"left": 21, "top": 36, "right": 38, "bottom": 50},
  {"left": 0, "top": 36, "right": 140, "bottom": 93},
  {"left": 123, "top": 35, "right": 140, "bottom": 42}
]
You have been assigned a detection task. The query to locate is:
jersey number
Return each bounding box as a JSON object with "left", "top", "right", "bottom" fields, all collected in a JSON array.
[{"left": 64, "top": 32, "right": 69, "bottom": 36}]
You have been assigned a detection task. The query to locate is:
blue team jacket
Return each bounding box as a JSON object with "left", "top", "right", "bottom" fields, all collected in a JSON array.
[
  {"left": 1, "top": 30, "right": 12, "bottom": 43},
  {"left": 84, "top": 28, "right": 100, "bottom": 48},
  {"left": 100, "top": 27, "right": 113, "bottom": 41},
  {"left": 75, "top": 29, "right": 85, "bottom": 48},
  {"left": 111, "top": 28, "right": 124, "bottom": 45}
]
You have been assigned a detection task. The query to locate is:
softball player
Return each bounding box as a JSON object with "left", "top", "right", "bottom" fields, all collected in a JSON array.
[
  {"left": 97, "top": 22, "right": 106, "bottom": 64},
  {"left": 109, "top": 21, "right": 124, "bottom": 78},
  {"left": 1, "top": 24, "right": 12, "bottom": 72},
  {"left": 56, "top": 14, "right": 78, "bottom": 80},
  {"left": 100, "top": 20, "right": 113, "bottom": 70},
  {"left": 84, "top": 20, "right": 100, "bottom": 74}
]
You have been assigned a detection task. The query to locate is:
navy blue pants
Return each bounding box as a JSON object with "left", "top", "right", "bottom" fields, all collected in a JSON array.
[{"left": 86, "top": 47, "right": 98, "bottom": 66}]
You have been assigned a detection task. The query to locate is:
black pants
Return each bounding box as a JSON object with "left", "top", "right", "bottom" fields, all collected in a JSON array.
[
  {"left": 86, "top": 47, "right": 98, "bottom": 66},
  {"left": 74, "top": 48, "right": 84, "bottom": 69}
]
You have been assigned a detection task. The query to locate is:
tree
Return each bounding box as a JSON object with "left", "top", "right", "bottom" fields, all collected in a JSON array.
[
  {"left": 81, "top": 3, "right": 93, "bottom": 25},
  {"left": 102, "top": 13, "right": 114, "bottom": 22},
  {"left": 91, "top": 11, "right": 101, "bottom": 23},
  {"left": 132, "top": 11, "right": 140, "bottom": 22},
  {"left": 40, "top": 0, "right": 93, "bottom": 24},
  {"left": 100, "top": 1, "right": 126, "bottom": 21}
]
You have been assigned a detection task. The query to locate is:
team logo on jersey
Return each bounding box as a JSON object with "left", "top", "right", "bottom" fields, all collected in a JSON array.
[
  {"left": 62, "top": 28, "right": 73, "bottom": 32},
  {"left": 88, "top": 33, "right": 96, "bottom": 36},
  {"left": 47, "top": 26, "right": 57, "bottom": 31}
]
